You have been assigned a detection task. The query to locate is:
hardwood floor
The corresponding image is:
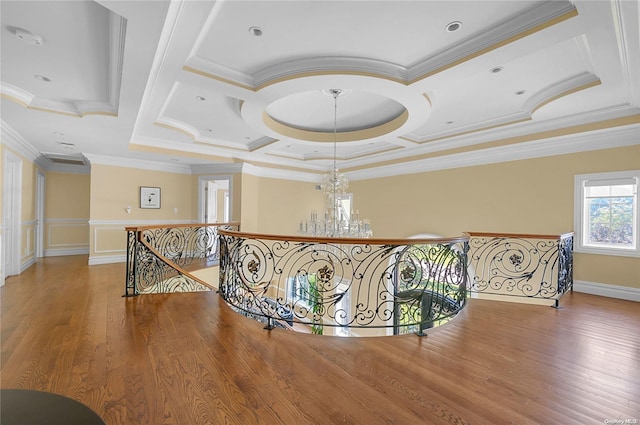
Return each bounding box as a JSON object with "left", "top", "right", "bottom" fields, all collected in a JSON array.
[{"left": 1, "top": 255, "right": 639, "bottom": 424}]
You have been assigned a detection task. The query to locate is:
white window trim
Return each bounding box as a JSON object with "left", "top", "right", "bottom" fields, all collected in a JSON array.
[
  {"left": 574, "top": 170, "right": 640, "bottom": 258},
  {"left": 334, "top": 280, "right": 351, "bottom": 337}
]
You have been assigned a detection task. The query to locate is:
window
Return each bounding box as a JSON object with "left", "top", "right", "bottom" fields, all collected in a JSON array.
[
  {"left": 336, "top": 194, "right": 352, "bottom": 223},
  {"left": 574, "top": 171, "right": 639, "bottom": 257},
  {"left": 288, "top": 275, "right": 313, "bottom": 307},
  {"left": 334, "top": 282, "right": 350, "bottom": 337}
]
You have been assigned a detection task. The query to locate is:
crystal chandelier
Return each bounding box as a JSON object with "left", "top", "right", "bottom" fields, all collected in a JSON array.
[{"left": 300, "top": 89, "right": 373, "bottom": 238}]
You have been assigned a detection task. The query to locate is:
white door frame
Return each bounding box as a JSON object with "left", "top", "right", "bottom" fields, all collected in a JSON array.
[
  {"left": 36, "top": 169, "right": 45, "bottom": 258},
  {"left": 198, "top": 175, "right": 232, "bottom": 223},
  {"left": 2, "top": 150, "right": 23, "bottom": 282}
]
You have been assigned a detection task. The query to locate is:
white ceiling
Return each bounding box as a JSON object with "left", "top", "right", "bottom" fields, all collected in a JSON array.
[{"left": 1, "top": 0, "right": 639, "bottom": 179}]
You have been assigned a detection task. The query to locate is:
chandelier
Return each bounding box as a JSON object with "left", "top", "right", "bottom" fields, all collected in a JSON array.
[{"left": 299, "top": 89, "right": 373, "bottom": 238}]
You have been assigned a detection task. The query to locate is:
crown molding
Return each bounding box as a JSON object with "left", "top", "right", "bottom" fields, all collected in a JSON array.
[
  {"left": 0, "top": 120, "right": 40, "bottom": 161},
  {"left": 241, "top": 163, "right": 320, "bottom": 183},
  {"left": 37, "top": 159, "right": 90, "bottom": 175},
  {"left": 348, "top": 123, "right": 640, "bottom": 181},
  {"left": 84, "top": 153, "right": 191, "bottom": 174},
  {"left": 347, "top": 104, "right": 640, "bottom": 170},
  {"left": 108, "top": 11, "right": 127, "bottom": 112},
  {"left": 408, "top": 1, "right": 577, "bottom": 81},
  {"left": 615, "top": 0, "right": 640, "bottom": 107},
  {"left": 190, "top": 163, "right": 244, "bottom": 175}
]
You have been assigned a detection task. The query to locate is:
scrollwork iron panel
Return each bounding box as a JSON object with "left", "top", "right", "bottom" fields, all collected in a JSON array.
[
  {"left": 124, "top": 224, "right": 239, "bottom": 295},
  {"left": 468, "top": 234, "right": 573, "bottom": 301},
  {"left": 219, "top": 233, "right": 468, "bottom": 334},
  {"left": 141, "top": 225, "right": 223, "bottom": 267},
  {"left": 557, "top": 235, "right": 574, "bottom": 296}
]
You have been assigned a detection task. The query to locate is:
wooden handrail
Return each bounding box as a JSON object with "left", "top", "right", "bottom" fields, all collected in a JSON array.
[
  {"left": 466, "top": 231, "right": 574, "bottom": 240},
  {"left": 218, "top": 228, "right": 470, "bottom": 245},
  {"left": 125, "top": 222, "right": 240, "bottom": 232}
]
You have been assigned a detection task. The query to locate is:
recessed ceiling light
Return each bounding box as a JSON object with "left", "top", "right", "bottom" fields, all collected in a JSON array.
[
  {"left": 15, "top": 28, "right": 43, "bottom": 46},
  {"left": 515, "top": 90, "right": 526, "bottom": 95},
  {"left": 445, "top": 21, "right": 462, "bottom": 32},
  {"left": 57, "top": 141, "right": 75, "bottom": 150},
  {"left": 490, "top": 66, "right": 503, "bottom": 74},
  {"left": 249, "top": 26, "right": 263, "bottom": 36},
  {"left": 195, "top": 95, "right": 206, "bottom": 101},
  {"left": 34, "top": 74, "right": 51, "bottom": 82}
]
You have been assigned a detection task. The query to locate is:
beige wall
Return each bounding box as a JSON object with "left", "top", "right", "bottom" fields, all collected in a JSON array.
[
  {"left": 3, "top": 140, "right": 637, "bottom": 293},
  {"left": 349, "top": 145, "right": 640, "bottom": 288},
  {"left": 90, "top": 164, "right": 193, "bottom": 221},
  {"left": 89, "top": 164, "right": 194, "bottom": 263},
  {"left": 232, "top": 173, "right": 242, "bottom": 223},
  {"left": 241, "top": 173, "right": 324, "bottom": 235},
  {"left": 44, "top": 172, "right": 90, "bottom": 256},
  {"left": 240, "top": 173, "right": 259, "bottom": 232},
  {"left": 46, "top": 172, "right": 90, "bottom": 218}
]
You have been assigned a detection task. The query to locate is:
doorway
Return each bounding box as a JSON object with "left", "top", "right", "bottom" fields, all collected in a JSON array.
[
  {"left": 198, "top": 176, "right": 232, "bottom": 223},
  {"left": 2, "top": 150, "right": 23, "bottom": 283}
]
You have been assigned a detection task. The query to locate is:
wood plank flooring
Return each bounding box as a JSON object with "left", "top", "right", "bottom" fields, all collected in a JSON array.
[{"left": 1, "top": 255, "right": 639, "bottom": 424}]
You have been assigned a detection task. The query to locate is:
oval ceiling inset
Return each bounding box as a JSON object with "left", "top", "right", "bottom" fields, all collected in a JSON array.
[{"left": 264, "top": 89, "right": 407, "bottom": 142}]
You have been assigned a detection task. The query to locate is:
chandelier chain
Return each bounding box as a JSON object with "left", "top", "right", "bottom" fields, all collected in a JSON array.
[{"left": 299, "top": 88, "right": 372, "bottom": 238}]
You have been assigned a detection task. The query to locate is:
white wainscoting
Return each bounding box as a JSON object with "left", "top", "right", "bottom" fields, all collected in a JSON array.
[
  {"left": 88, "top": 219, "right": 194, "bottom": 265},
  {"left": 20, "top": 220, "right": 37, "bottom": 272},
  {"left": 45, "top": 218, "right": 90, "bottom": 257}
]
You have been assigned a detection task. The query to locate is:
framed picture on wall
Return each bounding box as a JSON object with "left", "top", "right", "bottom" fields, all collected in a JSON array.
[{"left": 140, "top": 186, "right": 161, "bottom": 209}]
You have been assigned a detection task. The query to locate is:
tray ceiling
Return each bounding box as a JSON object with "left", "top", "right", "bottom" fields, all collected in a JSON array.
[{"left": 1, "top": 0, "right": 639, "bottom": 178}]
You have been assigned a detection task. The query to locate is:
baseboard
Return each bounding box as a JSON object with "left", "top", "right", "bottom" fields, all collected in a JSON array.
[
  {"left": 88, "top": 255, "right": 126, "bottom": 265},
  {"left": 573, "top": 280, "right": 640, "bottom": 302},
  {"left": 44, "top": 248, "right": 89, "bottom": 257},
  {"left": 20, "top": 257, "right": 36, "bottom": 273}
]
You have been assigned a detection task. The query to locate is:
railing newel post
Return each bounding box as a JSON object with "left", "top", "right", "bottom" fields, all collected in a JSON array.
[
  {"left": 123, "top": 228, "right": 139, "bottom": 297},
  {"left": 264, "top": 317, "right": 275, "bottom": 330}
]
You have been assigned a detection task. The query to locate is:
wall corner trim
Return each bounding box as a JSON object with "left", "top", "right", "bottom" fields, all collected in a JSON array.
[
  {"left": 20, "top": 257, "right": 37, "bottom": 273},
  {"left": 573, "top": 280, "right": 640, "bottom": 302}
]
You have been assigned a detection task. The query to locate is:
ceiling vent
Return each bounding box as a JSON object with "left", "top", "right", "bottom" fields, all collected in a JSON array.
[{"left": 42, "top": 153, "right": 87, "bottom": 166}]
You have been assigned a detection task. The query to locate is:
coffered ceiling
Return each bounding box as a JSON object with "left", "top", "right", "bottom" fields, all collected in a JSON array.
[{"left": 1, "top": 0, "right": 639, "bottom": 179}]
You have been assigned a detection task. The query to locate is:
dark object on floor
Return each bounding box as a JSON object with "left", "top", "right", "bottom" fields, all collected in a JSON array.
[{"left": 0, "top": 389, "right": 106, "bottom": 425}]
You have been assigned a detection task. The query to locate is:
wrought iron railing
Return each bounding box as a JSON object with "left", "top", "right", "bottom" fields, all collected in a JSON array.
[
  {"left": 218, "top": 230, "right": 469, "bottom": 336},
  {"left": 125, "top": 223, "right": 240, "bottom": 296},
  {"left": 467, "top": 232, "right": 573, "bottom": 307}
]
